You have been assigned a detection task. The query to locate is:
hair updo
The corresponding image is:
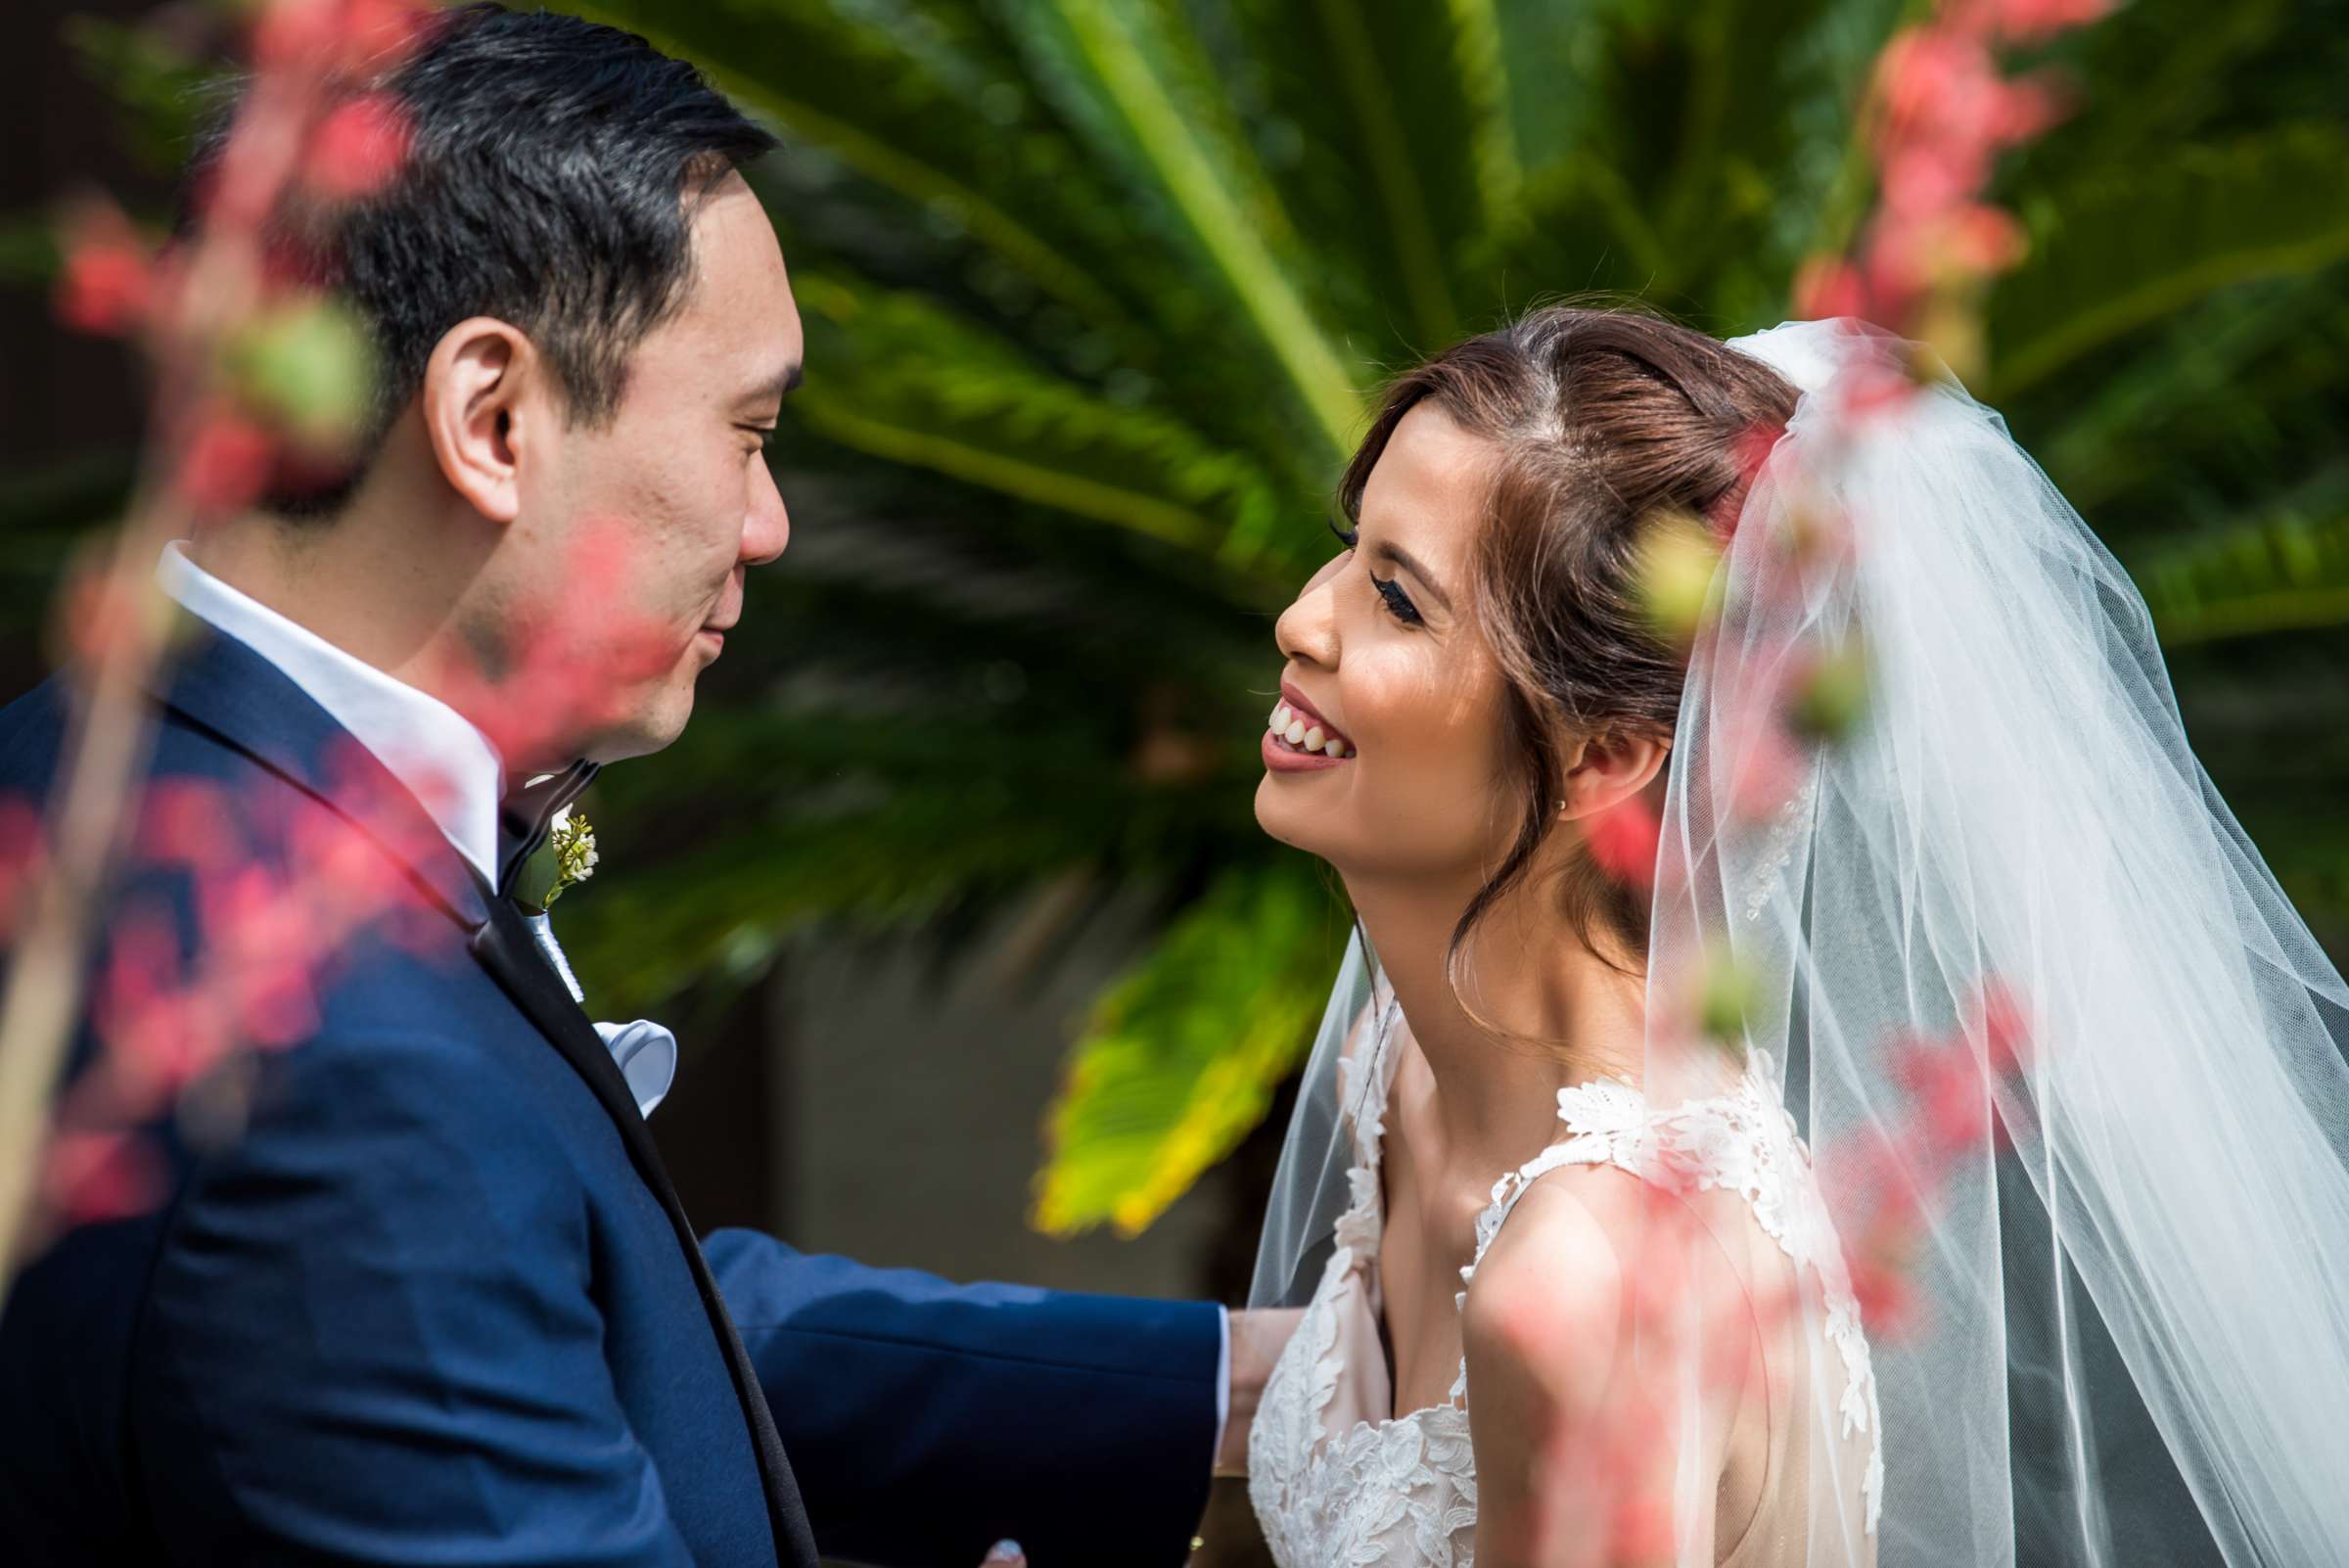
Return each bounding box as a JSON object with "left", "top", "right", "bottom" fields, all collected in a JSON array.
[{"left": 1338, "top": 304, "right": 1800, "bottom": 987}]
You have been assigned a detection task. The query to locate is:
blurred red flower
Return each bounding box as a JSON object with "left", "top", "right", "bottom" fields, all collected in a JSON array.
[
  {"left": 55, "top": 237, "right": 153, "bottom": 337},
  {"left": 175, "top": 413, "right": 278, "bottom": 514},
  {"left": 305, "top": 94, "right": 413, "bottom": 200},
  {"left": 43, "top": 1130, "right": 167, "bottom": 1226},
  {"left": 1584, "top": 793, "right": 1662, "bottom": 891}
]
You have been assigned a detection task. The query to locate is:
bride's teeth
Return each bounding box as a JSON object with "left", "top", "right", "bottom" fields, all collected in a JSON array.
[
  {"left": 1271, "top": 703, "right": 1292, "bottom": 730},
  {"left": 1326, "top": 738, "right": 1348, "bottom": 759},
  {"left": 1284, "top": 719, "right": 1308, "bottom": 745},
  {"left": 1303, "top": 726, "right": 1326, "bottom": 753}
]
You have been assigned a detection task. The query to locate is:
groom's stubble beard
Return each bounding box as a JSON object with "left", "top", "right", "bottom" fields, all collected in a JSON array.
[
  {"left": 456, "top": 602, "right": 514, "bottom": 686},
  {"left": 439, "top": 562, "right": 703, "bottom": 771}
]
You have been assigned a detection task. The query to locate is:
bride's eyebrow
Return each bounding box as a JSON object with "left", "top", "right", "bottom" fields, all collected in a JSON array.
[{"left": 1371, "top": 538, "right": 1451, "bottom": 612}]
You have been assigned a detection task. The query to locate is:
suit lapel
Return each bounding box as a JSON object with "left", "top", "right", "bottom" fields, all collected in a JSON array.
[
  {"left": 153, "top": 626, "right": 817, "bottom": 1568},
  {"left": 151, "top": 625, "right": 488, "bottom": 928},
  {"left": 468, "top": 896, "right": 816, "bottom": 1568}
]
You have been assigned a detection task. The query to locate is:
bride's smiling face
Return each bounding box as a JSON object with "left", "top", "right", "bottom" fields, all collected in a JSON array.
[{"left": 1255, "top": 402, "right": 1521, "bottom": 880}]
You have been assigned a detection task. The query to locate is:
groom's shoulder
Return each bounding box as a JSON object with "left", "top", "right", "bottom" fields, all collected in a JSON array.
[
  {"left": 1, "top": 670, "right": 571, "bottom": 1144},
  {"left": 1, "top": 665, "right": 299, "bottom": 801},
  {"left": 0, "top": 672, "right": 76, "bottom": 796}
]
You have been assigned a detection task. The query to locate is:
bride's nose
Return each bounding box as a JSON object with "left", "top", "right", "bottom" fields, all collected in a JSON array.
[{"left": 1274, "top": 558, "right": 1344, "bottom": 670}]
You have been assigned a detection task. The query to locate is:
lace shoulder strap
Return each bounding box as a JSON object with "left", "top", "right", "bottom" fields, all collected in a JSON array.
[
  {"left": 1456, "top": 1078, "right": 1651, "bottom": 1301},
  {"left": 1435, "top": 1078, "right": 1651, "bottom": 1406},
  {"left": 1443, "top": 1059, "right": 1885, "bottom": 1530},
  {"left": 1335, "top": 972, "right": 1405, "bottom": 1174}
]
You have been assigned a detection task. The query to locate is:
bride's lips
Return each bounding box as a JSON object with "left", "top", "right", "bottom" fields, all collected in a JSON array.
[{"left": 1263, "top": 680, "right": 1355, "bottom": 773}]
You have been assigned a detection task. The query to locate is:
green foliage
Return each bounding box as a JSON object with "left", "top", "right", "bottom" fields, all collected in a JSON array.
[
  {"left": 537, "top": 0, "right": 2349, "bottom": 1237},
  {"left": 1032, "top": 858, "right": 1348, "bottom": 1236},
  {"left": 60, "top": 15, "right": 217, "bottom": 173},
  {"left": 2136, "top": 489, "right": 2349, "bottom": 649},
  {"left": 789, "top": 272, "right": 1291, "bottom": 562},
  {"left": 1989, "top": 126, "right": 2349, "bottom": 399},
  {"left": 16, "top": 0, "right": 2342, "bottom": 1238}
]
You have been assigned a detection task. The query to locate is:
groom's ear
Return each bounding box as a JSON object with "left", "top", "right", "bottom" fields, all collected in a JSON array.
[{"left": 422, "top": 317, "right": 539, "bottom": 526}]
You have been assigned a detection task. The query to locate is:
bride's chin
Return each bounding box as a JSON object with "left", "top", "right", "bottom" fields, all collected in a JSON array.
[
  {"left": 1254, "top": 792, "right": 1357, "bottom": 884},
  {"left": 1252, "top": 781, "right": 1315, "bottom": 851}
]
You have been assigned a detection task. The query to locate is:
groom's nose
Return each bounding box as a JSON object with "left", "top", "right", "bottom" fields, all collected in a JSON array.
[{"left": 744, "top": 456, "right": 790, "bottom": 567}]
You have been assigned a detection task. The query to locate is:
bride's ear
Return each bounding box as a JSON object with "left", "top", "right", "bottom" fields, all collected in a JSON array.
[
  {"left": 1553, "top": 730, "right": 1671, "bottom": 822},
  {"left": 421, "top": 316, "right": 539, "bottom": 526}
]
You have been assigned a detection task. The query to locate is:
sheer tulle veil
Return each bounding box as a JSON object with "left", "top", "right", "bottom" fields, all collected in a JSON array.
[{"left": 1249, "top": 318, "right": 2349, "bottom": 1566}]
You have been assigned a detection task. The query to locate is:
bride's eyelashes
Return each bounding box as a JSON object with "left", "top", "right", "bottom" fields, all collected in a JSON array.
[
  {"left": 1325, "top": 516, "right": 1425, "bottom": 626},
  {"left": 1370, "top": 572, "right": 1423, "bottom": 626}
]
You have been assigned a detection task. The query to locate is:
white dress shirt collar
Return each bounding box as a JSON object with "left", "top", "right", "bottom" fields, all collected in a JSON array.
[{"left": 156, "top": 541, "right": 507, "bottom": 887}]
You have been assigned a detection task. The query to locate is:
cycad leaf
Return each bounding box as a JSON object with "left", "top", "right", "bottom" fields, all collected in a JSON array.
[
  {"left": 1033, "top": 860, "right": 1347, "bottom": 1237},
  {"left": 990, "top": 0, "right": 1365, "bottom": 459},
  {"left": 571, "top": 0, "right": 1138, "bottom": 334},
  {"left": 1647, "top": 0, "right": 1858, "bottom": 295},
  {"left": 791, "top": 273, "right": 1290, "bottom": 563},
  {"left": 564, "top": 717, "right": 1194, "bottom": 1011},
  {"left": 1477, "top": 0, "right": 1897, "bottom": 317},
  {"left": 2033, "top": 272, "right": 2349, "bottom": 517},
  {"left": 2136, "top": 506, "right": 2349, "bottom": 648},
  {"left": 1217, "top": 0, "right": 1519, "bottom": 350},
  {"left": 1991, "top": 126, "right": 2349, "bottom": 398}
]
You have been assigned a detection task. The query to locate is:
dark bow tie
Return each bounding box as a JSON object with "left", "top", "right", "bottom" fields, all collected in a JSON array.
[{"left": 495, "top": 760, "right": 601, "bottom": 901}]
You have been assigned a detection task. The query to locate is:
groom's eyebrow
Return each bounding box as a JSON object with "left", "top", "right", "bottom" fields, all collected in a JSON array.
[{"left": 742, "top": 362, "right": 805, "bottom": 410}]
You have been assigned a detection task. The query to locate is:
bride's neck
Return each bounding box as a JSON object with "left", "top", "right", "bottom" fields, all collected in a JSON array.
[{"left": 1345, "top": 866, "right": 1647, "bottom": 1171}]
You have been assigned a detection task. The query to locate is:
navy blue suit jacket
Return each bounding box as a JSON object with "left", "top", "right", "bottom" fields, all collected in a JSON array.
[{"left": 0, "top": 630, "right": 1221, "bottom": 1567}]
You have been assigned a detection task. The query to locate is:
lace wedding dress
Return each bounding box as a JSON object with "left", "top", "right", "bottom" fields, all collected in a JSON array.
[
  {"left": 1247, "top": 974, "right": 1882, "bottom": 1568},
  {"left": 1249, "top": 320, "right": 2349, "bottom": 1566}
]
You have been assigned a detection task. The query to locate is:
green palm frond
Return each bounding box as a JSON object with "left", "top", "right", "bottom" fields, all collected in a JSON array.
[
  {"left": 1475, "top": 0, "right": 1910, "bottom": 321},
  {"left": 992, "top": 0, "right": 1366, "bottom": 457},
  {"left": 1033, "top": 858, "right": 1348, "bottom": 1236},
  {"left": 569, "top": 715, "right": 1240, "bottom": 1011},
  {"left": 1215, "top": 0, "right": 1519, "bottom": 350},
  {"left": 2136, "top": 500, "right": 2349, "bottom": 648},
  {"left": 574, "top": 0, "right": 1141, "bottom": 335},
  {"left": 1990, "top": 125, "right": 2349, "bottom": 399},
  {"left": 494, "top": 0, "right": 2349, "bottom": 1236},
  {"left": 2033, "top": 271, "right": 2347, "bottom": 516},
  {"left": 791, "top": 272, "right": 1294, "bottom": 564}
]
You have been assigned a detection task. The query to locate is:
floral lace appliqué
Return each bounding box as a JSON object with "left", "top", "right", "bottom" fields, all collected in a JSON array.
[
  {"left": 1250, "top": 994, "right": 1481, "bottom": 1568},
  {"left": 1248, "top": 1022, "right": 1885, "bottom": 1567}
]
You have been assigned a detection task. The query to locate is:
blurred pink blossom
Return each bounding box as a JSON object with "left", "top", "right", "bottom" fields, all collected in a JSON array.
[
  {"left": 55, "top": 224, "right": 153, "bottom": 337},
  {"left": 42, "top": 1130, "right": 167, "bottom": 1227},
  {"left": 304, "top": 94, "right": 413, "bottom": 200},
  {"left": 174, "top": 410, "right": 278, "bottom": 514}
]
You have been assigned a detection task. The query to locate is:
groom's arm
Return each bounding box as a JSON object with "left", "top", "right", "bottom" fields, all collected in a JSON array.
[
  {"left": 129, "top": 1032, "right": 703, "bottom": 1568},
  {"left": 708, "top": 1229, "right": 1221, "bottom": 1568}
]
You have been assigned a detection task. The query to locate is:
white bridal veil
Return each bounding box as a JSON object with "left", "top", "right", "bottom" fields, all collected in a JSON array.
[{"left": 1250, "top": 319, "right": 2349, "bottom": 1566}]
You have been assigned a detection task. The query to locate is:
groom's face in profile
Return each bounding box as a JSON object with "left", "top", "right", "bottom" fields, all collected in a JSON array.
[{"left": 517, "top": 171, "right": 801, "bottom": 763}]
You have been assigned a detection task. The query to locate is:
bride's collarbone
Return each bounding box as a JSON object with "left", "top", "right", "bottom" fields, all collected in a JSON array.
[{"left": 1373, "top": 1126, "right": 1494, "bottom": 1418}]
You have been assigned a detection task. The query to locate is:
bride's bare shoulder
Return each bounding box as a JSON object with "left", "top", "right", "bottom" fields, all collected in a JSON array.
[
  {"left": 1460, "top": 1170, "right": 1746, "bottom": 1565},
  {"left": 1458, "top": 1168, "right": 1644, "bottom": 1407}
]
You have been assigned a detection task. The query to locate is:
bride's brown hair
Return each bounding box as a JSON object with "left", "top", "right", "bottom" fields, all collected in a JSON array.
[{"left": 1338, "top": 304, "right": 1799, "bottom": 989}]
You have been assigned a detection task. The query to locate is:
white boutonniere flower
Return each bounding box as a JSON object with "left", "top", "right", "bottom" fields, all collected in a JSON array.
[
  {"left": 544, "top": 806, "right": 598, "bottom": 908},
  {"left": 517, "top": 805, "right": 599, "bottom": 912}
]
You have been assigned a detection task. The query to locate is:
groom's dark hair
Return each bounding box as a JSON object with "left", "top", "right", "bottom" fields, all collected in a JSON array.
[{"left": 184, "top": 2, "right": 777, "bottom": 518}]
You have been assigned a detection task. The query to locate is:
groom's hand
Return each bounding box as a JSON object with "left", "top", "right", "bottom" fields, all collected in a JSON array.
[{"left": 1217, "top": 1307, "right": 1305, "bottom": 1475}]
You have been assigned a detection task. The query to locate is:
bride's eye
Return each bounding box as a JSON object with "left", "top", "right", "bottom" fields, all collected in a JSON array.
[
  {"left": 1326, "top": 515, "right": 1359, "bottom": 552},
  {"left": 1370, "top": 572, "right": 1423, "bottom": 626}
]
